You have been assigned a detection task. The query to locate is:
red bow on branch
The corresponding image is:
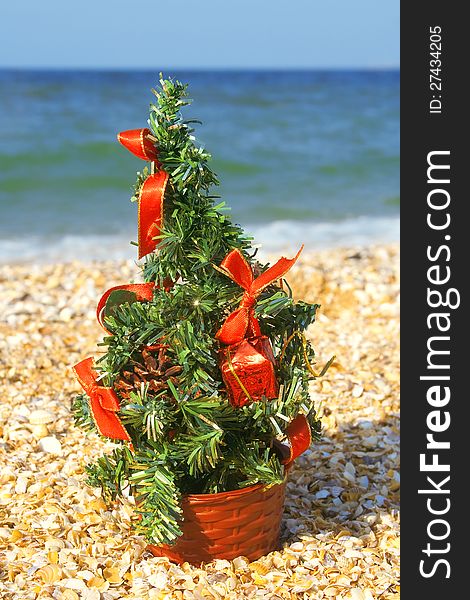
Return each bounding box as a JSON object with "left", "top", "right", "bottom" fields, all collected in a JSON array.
[
  {"left": 118, "top": 128, "right": 169, "bottom": 259},
  {"left": 96, "top": 283, "right": 155, "bottom": 333},
  {"left": 216, "top": 246, "right": 303, "bottom": 345},
  {"left": 73, "top": 357, "right": 130, "bottom": 441}
]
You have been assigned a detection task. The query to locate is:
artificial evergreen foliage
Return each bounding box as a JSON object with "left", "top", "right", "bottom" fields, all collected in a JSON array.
[{"left": 72, "top": 75, "right": 329, "bottom": 545}]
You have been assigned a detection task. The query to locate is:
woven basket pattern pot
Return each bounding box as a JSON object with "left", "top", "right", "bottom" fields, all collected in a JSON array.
[{"left": 147, "top": 480, "right": 287, "bottom": 565}]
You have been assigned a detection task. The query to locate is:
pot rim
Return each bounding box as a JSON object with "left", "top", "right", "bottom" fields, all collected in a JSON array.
[{"left": 180, "top": 476, "right": 287, "bottom": 504}]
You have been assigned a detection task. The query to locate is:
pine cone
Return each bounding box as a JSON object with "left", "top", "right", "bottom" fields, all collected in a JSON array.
[{"left": 114, "top": 346, "right": 182, "bottom": 399}]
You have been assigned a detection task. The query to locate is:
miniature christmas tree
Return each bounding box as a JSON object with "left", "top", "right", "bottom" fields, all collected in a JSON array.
[{"left": 72, "top": 76, "right": 331, "bottom": 548}]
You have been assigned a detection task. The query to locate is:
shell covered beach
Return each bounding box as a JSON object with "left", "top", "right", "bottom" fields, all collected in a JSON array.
[{"left": 0, "top": 244, "right": 400, "bottom": 599}]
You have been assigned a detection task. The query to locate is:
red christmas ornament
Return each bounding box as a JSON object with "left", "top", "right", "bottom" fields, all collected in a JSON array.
[{"left": 220, "top": 336, "right": 278, "bottom": 407}]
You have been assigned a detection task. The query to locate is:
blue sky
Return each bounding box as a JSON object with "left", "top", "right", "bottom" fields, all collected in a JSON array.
[{"left": 1, "top": 1, "right": 399, "bottom": 69}]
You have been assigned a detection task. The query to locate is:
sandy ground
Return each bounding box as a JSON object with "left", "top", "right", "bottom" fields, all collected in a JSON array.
[{"left": 0, "top": 244, "right": 399, "bottom": 599}]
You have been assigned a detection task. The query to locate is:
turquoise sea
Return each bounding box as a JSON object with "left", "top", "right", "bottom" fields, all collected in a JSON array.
[{"left": 0, "top": 70, "right": 399, "bottom": 263}]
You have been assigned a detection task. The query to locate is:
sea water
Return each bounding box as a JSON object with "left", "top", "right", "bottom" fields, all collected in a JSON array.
[{"left": 0, "top": 69, "right": 399, "bottom": 263}]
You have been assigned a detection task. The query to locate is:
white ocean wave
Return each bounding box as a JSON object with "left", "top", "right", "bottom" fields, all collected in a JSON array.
[
  {"left": 247, "top": 216, "right": 399, "bottom": 256},
  {"left": 0, "top": 216, "right": 399, "bottom": 264}
]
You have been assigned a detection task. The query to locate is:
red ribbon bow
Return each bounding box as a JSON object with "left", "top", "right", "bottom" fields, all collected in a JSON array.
[
  {"left": 117, "top": 128, "right": 169, "bottom": 259},
  {"left": 73, "top": 357, "right": 130, "bottom": 441},
  {"left": 96, "top": 283, "right": 155, "bottom": 333},
  {"left": 216, "top": 246, "right": 303, "bottom": 345}
]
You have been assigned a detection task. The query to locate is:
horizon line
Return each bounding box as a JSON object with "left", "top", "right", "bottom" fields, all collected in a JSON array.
[{"left": 0, "top": 65, "right": 400, "bottom": 73}]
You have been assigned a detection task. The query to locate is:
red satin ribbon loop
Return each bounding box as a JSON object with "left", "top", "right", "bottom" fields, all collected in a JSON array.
[
  {"left": 90, "top": 386, "right": 119, "bottom": 412},
  {"left": 282, "top": 414, "right": 312, "bottom": 465},
  {"left": 117, "top": 128, "right": 169, "bottom": 258},
  {"left": 138, "top": 171, "right": 169, "bottom": 259},
  {"left": 216, "top": 246, "right": 303, "bottom": 345},
  {"left": 117, "top": 128, "right": 159, "bottom": 163},
  {"left": 96, "top": 283, "right": 155, "bottom": 332},
  {"left": 73, "top": 357, "right": 130, "bottom": 441}
]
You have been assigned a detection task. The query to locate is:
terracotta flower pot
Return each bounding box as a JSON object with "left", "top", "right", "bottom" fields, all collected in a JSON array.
[{"left": 147, "top": 479, "right": 287, "bottom": 565}]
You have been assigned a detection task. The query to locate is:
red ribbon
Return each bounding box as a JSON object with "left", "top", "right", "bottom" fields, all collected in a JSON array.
[
  {"left": 96, "top": 283, "right": 155, "bottom": 333},
  {"left": 216, "top": 246, "right": 304, "bottom": 345},
  {"left": 73, "top": 357, "right": 130, "bottom": 441},
  {"left": 281, "top": 415, "right": 312, "bottom": 465},
  {"left": 117, "top": 128, "right": 169, "bottom": 258},
  {"left": 137, "top": 171, "right": 169, "bottom": 259},
  {"left": 117, "top": 128, "right": 160, "bottom": 163}
]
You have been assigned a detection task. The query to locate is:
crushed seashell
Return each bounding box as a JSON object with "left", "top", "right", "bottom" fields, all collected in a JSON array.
[
  {"left": 36, "top": 563, "right": 62, "bottom": 584},
  {"left": 30, "top": 423, "right": 50, "bottom": 438},
  {"left": 29, "top": 409, "right": 55, "bottom": 424},
  {"left": 103, "top": 566, "right": 123, "bottom": 584},
  {"left": 60, "top": 590, "right": 80, "bottom": 600},
  {"left": 0, "top": 247, "right": 399, "bottom": 599},
  {"left": 38, "top": 435, "right": 62, "bottom": 455},
  {"left": 87, "top": 576, "right": 109, "bottom": 591}
]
